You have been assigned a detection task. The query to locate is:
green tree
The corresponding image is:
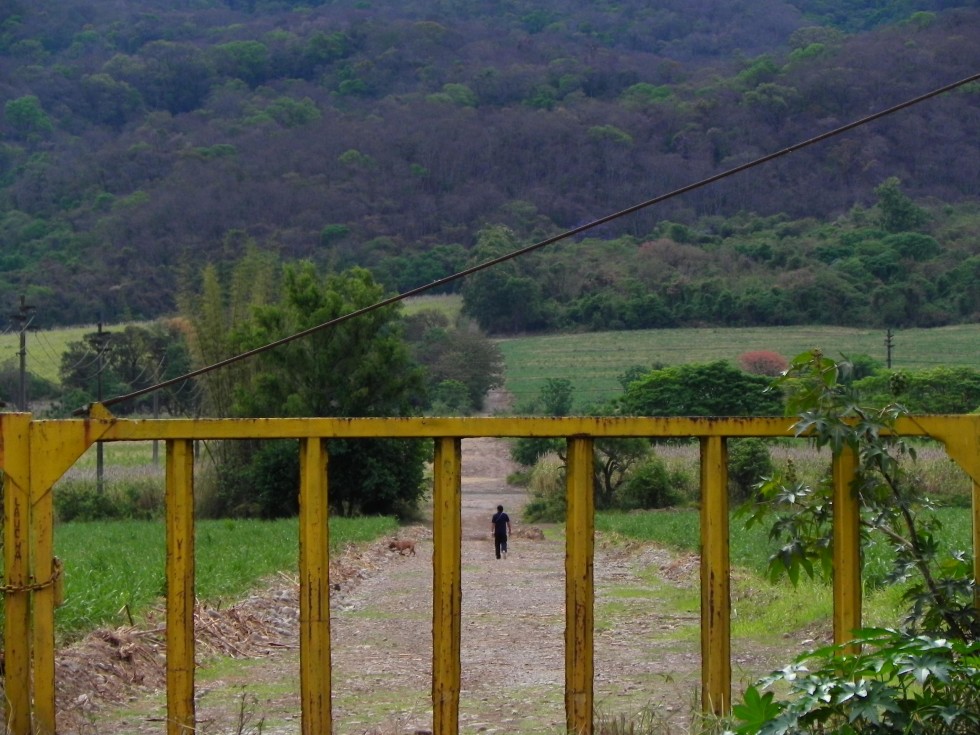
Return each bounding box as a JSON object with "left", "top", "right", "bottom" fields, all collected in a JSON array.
[
  {"left": 594, "top": 436, "right": 654, "bottom": 509},
  {"left": 4, "top": 95, "right": 53, "bottom": 137},
  {"left": 616, "top": 455, "right": 685, "bottom": 510},
  {"left": 227, "top": 262, "right": 428, "bottom": 518},
  {"left": 727, "top": 438, "right": 773, "bottom": 502},
  {"left": 405, "top": 310, "right": 504, "bottom": 413},
  {"left": 732, "top": 350, "right": 979, "bottom": 734},
  {"left": 510, "top": 378, "right": 574, "bottom": 467},
  {"left": 853, "top": 366, "right": 980, "bottom": 414},
  {"left": 616, "top": 361, "right": 783, "bottom": 416},
  {"left": 57, "top": 320, "right": 194, "bottom": 417},
  {"left": 461, "top": 226, "right": 552, "bottom": 334},
  {"left": 178, "top": 243, "right": 279, "bottom": 418},
  {"left": 0, "top": 359, "right": 58, "bottom": 408},
  {"left": 875, "top": 177, "right": 929, "bottom": 233},
  {"left": 212, "top": 40, "right": 269, "bottom": 86}
]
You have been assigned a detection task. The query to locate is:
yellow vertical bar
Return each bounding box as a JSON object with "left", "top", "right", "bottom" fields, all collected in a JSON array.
[
  {"left": 565, "top": 437, "right": 594, "bottom": 735},
  {"left": 833, "top": 446, "right": 861, "bottom": 651},
  {"left": 31, "top": 432, "right": 56, "bottom": 735},
  {"left": 2, "top": 414, "right": 33, "bottom": 735},
  {"left": 299, "top": 438, "right": 332, "bottom": 735},
  {"left": 432, "top": 437, "right": 462, "bottom": 735},
  {"left": 699, "top": 436, "right": 730, "bottom": 715},
  {"left": 166, "top": 439, "right": 195, "bottom": 735}
]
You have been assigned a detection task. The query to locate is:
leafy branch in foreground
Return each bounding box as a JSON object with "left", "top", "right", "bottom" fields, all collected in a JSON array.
[
  {"left": 731, "top": 349, "right": 979, "bottom": 734},
  {"left": 741, "top": 349, "right": 977, "bottom": 639},
  {"left": 731, "top": 629, "right": 980, "bottom": 735}
]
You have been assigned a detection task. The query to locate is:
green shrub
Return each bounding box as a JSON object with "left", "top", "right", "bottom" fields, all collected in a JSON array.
[
  {"left": 616, "top": 456, "right": 685, "bottom": 510},
  {"left": 54, "top": 478, "right": 164, "bottom": 522},
  {"left": 731, "top": 350, "right": 980, "bottom": 734},
  {"left": 522, "top": 454, "right": 566, "bottom": 522},
  {"left": 728, "top": 438, "right": 773, "bottom": 502},
  {"left": 731, "top": 629, "right": 980, "bottom": 735},
  {"left": 511, "top": 436, "right": 563, "bottom": 467}
]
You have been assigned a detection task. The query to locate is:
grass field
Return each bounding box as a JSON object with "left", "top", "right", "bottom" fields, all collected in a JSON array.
[
  {"left": 46, "top": 515, "right": 397, "bottom": 642},
  {"left": 497, "top": 323, "right": 980, "bottom": 410},
  {"left": 0, "top": 323, "right": 122, "bottom": 386},
  {"left": 596, "top": 506, "right": 974, "bottom": 636},
  {"left": 595, "top": 507, "right": 972, "bottom": 581},
  {"left": 4, "top": 305, "right": 976, "bottom": 405}
]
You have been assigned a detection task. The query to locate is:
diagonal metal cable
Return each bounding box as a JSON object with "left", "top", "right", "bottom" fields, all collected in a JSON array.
[{"left": 91, "top": 71, "right": 980, "bottom": 415}]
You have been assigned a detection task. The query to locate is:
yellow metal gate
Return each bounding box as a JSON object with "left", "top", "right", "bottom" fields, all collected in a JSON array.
[{"left": 2, "top": 410, "right": 978, "bottom": 734}]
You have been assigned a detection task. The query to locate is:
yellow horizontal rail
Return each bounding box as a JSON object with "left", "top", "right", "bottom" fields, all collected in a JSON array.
[{"left": 27, "top": 413, "right": 980, "bottom": 446}]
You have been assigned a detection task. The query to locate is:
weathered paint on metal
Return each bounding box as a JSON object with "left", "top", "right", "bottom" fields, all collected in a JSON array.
[
  {"left": 565, "top": 437, "right": 594, "bottom": 735},
  {"left": 298, "top": 438, "right": 332, "bottom": 735},
  {"left": 700, "top": 436, "right": 731, "bottom": 714},
  {"left": 917, "top": 417, "right": 980, "bottom": 611},
  {"left": 83, "top": 413, "right": 807, "bottom": 441},
  {"left": 2, "top": 414, "right": 33, "bottom": 735},
  {"left": 432, "top": 437, "right": 463, "bottom": 735},
  {"left": 833, "top": 447, "right": 861, "bottom": 654},
  {"left": 166, "top": 439, "right": 196, "bottom": 734},
  {"left": 1, "top": 412, "right": 977, "bottom": 733}
]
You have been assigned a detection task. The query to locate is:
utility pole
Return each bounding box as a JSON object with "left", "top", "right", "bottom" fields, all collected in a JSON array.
[
  {"left": 11, "top": 295, "right": 35, "bottom": 411},
  {"left": 884, "top": 328, "right": 894, "bottom": 369},
  {"left": 87, "top": 320, "right": 112, "bottom": 491}
]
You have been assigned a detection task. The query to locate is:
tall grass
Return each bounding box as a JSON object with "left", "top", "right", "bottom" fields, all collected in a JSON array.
[
  {"left": 596, "top": 507, "right": 972, "bottom": 581},
  {"left": 5, "top": 515, "right": 397, "bottom": 643},
  {"left": 401, "top": 294, "right": 463, "bottom": 320}
]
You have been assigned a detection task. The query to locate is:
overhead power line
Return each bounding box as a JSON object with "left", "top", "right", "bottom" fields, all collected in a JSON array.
[{"left": 90, "top": 71, "right": 980, "bottom": 415}]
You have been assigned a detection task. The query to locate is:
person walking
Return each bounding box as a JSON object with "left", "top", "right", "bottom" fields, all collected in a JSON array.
[{"left": 491, "top": 504, "right": 511, "bottom": 559}]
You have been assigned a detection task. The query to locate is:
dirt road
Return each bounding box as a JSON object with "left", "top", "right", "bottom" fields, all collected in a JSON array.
[{"left": 59, "top": 436, "right": 768, "bottom": 734}]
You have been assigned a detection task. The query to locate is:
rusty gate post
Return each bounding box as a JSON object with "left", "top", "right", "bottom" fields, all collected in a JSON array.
[
  {"left": 921, "top": 417, "right": 980, "bottom": 613},
  {"left": 832, "top": 446, "right": 861, "bottom": 652},
  {"left": 299, "top": 437, "right": 332, "bottom": 735},
  {"left": 166, "top": 439, "right": 196, "bottom": 734},
  {"left": 24, "top": 416, "right": 103, "bottom": 735},
  {"left": 432, "top": 437, "right": 462, "bottom": 735},
  {"left": 2, "top": 413, "right": 33, "bottom": 735},
  {"left": 700, "top": 436, "right": 730, "bottom": 714},
  {"left": 565, "top": 437, "right": 594, "bottom": 735}
]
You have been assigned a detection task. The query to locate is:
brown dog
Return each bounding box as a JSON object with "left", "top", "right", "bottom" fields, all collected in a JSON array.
[{"left": 388, "top": 539, "right": 416, "bottom": 556}]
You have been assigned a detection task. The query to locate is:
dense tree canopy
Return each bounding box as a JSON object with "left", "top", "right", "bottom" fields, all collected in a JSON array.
[
  {"left": 0, "top": 0, "right": 977, "bottom": 326},
  {"left": 616, "top": 361, "right": 784, "bottom": 416},
  {"left": 226, "top": 263, "right": 428, "bottom": 517},
  {"left": 56, "top": 320, "right": 194, "bottom": 416},
  {"left": 179, "top": 256, "right": 431, "bottom": 518}
]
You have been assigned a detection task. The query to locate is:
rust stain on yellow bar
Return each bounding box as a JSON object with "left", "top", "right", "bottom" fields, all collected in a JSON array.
[
  {"left": 565, "top": 437, "right": 594, "bottom": 735},
  {"left": 700, "top": 436, "right": 730, "bottom": 715},
  {"left": 2, "top": 414, "right": 33, "bottom": 735},
  {"left": 166, "top": 439, "right": 196, "bottom": 735},
  {"left": 299, "top": 438, "right": 332, "bottom": 735},
  {"left": 432, "top": 437, "right": 462, "bottom": 735},
  {"left": 86, "top": 414, "right": 804, "bottom": 441},
  {"left": 833, "top": 447, "right": 861, "bottom": 653}
]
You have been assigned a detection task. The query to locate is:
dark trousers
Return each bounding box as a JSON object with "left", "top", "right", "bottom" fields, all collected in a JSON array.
[{"left": 494, "top": 535, "right": 508, "bottom": 559}]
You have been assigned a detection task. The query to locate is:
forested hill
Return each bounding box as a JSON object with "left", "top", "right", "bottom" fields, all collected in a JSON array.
[{"left": 1, "top": 0, "right": 979, "bottom": 326}]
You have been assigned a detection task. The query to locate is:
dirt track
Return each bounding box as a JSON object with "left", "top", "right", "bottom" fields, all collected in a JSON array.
[{"left": 56, "top": 435, "right": 792, "bottom": 734}]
